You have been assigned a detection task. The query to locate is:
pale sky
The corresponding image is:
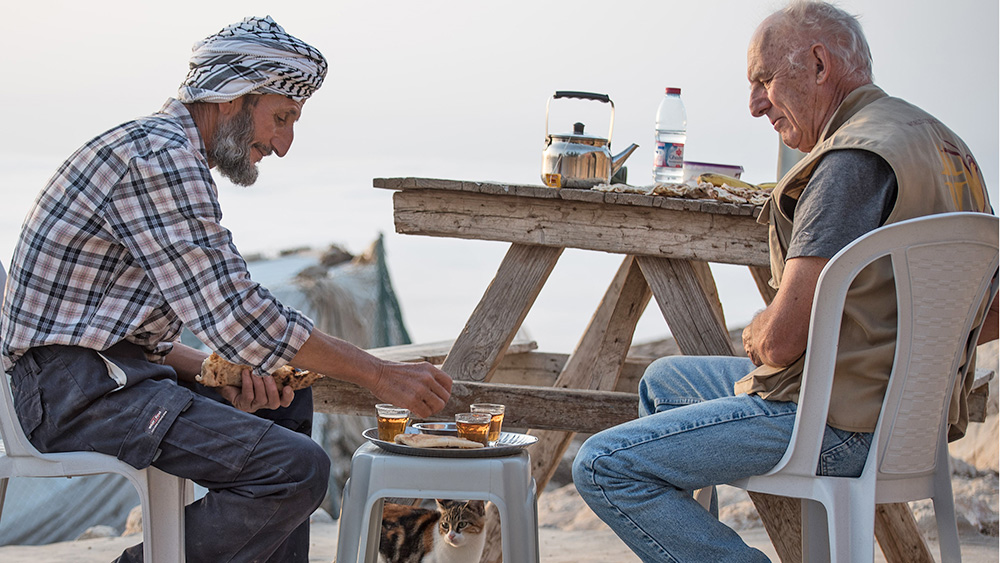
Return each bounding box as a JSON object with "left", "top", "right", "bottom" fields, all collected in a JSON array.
[{"left": 1, "top": 0, "right": 997, "bottom": 350}]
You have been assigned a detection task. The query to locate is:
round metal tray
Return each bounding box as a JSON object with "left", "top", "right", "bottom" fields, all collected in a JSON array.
[
  {"left": 412, "top": 422, "right": 458, "bottom": 436},
  {"left": 362, "top": 427, "right": 537, "bottom": 458}
]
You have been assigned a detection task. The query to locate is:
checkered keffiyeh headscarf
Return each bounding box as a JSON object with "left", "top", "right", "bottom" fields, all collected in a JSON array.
[{"left": 178, "top": 16, "right": 327, "bottom": 103}]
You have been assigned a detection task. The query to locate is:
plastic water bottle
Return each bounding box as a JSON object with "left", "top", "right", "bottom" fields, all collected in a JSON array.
[{"left": 653, "top": 87, "right": 687, "bottom": 184}]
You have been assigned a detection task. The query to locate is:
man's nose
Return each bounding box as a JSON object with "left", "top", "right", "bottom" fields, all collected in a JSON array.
[
  {"left": 272, "top": 127, "right": 294, "bottom": 157},
  {"left": 749, "top": 85, "right": 769, "bottom": 118}
]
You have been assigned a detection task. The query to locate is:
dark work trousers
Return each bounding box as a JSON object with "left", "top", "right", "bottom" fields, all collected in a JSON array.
[{"left": 8, "top": 343, "right": 330, "bottom": 563}]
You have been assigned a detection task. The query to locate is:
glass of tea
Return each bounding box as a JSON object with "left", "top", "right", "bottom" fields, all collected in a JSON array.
[
  {"left": 375, "top": 404, "right": 410, "bottom": 442},
  {"left": 470, "top": 403, "right": 505, "bottom": 445},
  {"left": 455, "top": 412, "right": 491, "bottom": 446}
]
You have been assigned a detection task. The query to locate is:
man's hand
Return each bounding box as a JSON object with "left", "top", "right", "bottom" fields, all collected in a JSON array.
[
  {"left": 218, "top": 368, "right": 295, "bottom": 413},
  {"left": 369, "top": 361, "right": 452, "bottom": 418},
  {"left": 742, "top": 316, "right": 763, "bottom": 366},
  {"left": 290, "top": 331, "right": 453, "bottom": 419}
]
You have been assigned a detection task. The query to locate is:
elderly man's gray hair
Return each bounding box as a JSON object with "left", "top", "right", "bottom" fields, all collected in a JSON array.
[{"left": 780, "top": 0, "right": 874, "bottom": 84}]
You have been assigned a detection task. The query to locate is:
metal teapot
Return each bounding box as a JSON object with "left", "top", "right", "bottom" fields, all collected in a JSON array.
[{"left": 541, "top": 91, "right": 639, "bottom": 189}]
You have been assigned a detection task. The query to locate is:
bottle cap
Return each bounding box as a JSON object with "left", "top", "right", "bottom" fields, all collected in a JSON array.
[{"left": 665, "top": 87, "right": 681, "bottom": 95}]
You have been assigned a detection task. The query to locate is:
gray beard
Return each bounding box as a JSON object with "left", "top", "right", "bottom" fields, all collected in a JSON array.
[{"left": 210, "top": 105, "right": 259, "bottom": 186}]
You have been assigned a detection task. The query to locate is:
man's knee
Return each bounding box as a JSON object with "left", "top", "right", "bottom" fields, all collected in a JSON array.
[
  {"left": 255, "top": 425, "right": 330, "bottom": 507},
  {"left": 288, "top": 434, "right": 330, "bottom": 502},
  {"left": 573, "top": 432, "right": 614, "bottom": 494}
]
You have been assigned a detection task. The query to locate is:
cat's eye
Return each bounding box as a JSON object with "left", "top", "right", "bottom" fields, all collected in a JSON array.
[{"left": 457, "top": 522, "right": 467, "bottom": 530}]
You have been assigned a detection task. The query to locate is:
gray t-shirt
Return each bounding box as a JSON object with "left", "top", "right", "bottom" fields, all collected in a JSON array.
[{"left": 787, "top": 149, "right": 898, "bottom": 260}]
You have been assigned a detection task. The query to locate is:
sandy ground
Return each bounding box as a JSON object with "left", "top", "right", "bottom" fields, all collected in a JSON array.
[{"left": 0, "top": 511, "right": 995, "bottom": 562}]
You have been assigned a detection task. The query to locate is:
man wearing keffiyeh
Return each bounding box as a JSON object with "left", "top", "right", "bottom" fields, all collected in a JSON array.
[{"left": 0, "top": 16, "right": 452, "bottom": 562}]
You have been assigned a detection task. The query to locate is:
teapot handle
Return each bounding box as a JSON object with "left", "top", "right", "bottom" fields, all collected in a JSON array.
[
  {"left": 553, "top": 91, "right": 612, "bottom": 105},
  {"left": 545, "top": 91, "right": 615, "bottom": 143}
]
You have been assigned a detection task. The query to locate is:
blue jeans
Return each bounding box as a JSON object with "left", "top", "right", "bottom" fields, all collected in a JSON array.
[{"left": 572, "top": 356, "right": 872, "bottom": 563}]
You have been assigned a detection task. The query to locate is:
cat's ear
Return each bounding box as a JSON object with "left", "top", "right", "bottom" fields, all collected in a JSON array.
[
  {"left": 468, "top": 499, "right": 486, "bottom": 515},
  {"left": 435, "top": 499, "right": 449, "bottom": 509}
]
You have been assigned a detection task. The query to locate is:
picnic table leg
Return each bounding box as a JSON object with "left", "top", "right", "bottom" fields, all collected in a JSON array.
[
  {"left": 874, "top": 503, "right": 935, "bottom": 563},
  {"left": 749, "top": 264, "right": 778, "bottom": 304},
  {"left": 441, "top": 243, "right": 562, "bottom": 382}
]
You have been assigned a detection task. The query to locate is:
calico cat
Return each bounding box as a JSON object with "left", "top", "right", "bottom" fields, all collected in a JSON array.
[{"left": 377, "top": 499, "right": 487, "bottom": 563}]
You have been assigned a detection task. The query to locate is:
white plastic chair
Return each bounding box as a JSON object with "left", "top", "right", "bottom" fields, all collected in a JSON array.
[
  {"left": 730, "top": 212, "right": 999, "bottom": 563},
  {"left": 0, "top": 262, "right": 189, "bottom": 562},
  {"left": 336, "top": 442, "right": 539, "bottom": 563}
]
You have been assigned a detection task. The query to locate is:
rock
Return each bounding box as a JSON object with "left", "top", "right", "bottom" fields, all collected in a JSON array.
[
  {"left": 123, "top": 504, "right": 142, "bottom": 536},
  {"left": 76, "top": 525, "right": 118, "bottom": 540}
]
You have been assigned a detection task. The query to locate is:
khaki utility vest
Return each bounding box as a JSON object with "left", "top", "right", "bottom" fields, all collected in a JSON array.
[{"left": 734, "top": 85, "right": 991, "bottom": 437}]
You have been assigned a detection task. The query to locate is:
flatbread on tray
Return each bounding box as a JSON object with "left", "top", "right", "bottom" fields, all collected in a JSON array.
[
  {"left": 394, "top": 433, "right": 484, "bottom": 449},
  {"left": 196, "top": 353, "right": 325, "bottom": 390}
]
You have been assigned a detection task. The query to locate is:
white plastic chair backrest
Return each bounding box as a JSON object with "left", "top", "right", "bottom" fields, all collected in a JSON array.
[
  {"left": 763, "top": 212, "right": 999, "bottom": 480},
  {"left": 0, "top": 260, "right": 49, "bottom": 459}
]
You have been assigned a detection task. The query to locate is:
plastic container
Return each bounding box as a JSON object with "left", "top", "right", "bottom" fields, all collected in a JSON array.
[
  {"left": 653, "top": 87, "right": 687, "bottom": 184},
  {"left": 682, "top": 161, "right": 744, "bottom": 183}
]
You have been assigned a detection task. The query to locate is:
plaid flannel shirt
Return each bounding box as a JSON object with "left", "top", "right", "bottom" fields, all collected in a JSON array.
[{"left": 1, "top": 99, "right": 314, "bottom": 374}]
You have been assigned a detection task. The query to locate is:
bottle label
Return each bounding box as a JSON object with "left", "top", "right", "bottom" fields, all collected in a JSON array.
[{"left": 654, "top": 141, "right": 685, "bottom": 169}]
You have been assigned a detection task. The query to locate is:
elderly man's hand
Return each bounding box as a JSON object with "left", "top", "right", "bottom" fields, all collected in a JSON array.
[
  {"left": 742, "top": 323, "right": 763, "bottom": 366},
  {"left": 370, "top": 361, "right": 453, "bottom": 418},
  {"left": 218, "top": 368, "right": 295, "bottom": 413}
]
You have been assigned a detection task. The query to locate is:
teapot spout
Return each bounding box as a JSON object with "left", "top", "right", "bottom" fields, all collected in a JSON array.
[{"left": 611, "top": 143, "right": 640, "bottom": 174}]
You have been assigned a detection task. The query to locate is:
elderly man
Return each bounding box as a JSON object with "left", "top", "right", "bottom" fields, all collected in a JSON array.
[
  {"left": 1, "top": 16, "right": 452, "bottom": 563},
  {"left": 573, "top": 2, "right": 995, "bottom": 561}
]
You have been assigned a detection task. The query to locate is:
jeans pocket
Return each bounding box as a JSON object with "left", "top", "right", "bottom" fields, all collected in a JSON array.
[
  {"left": 819, "top": 426, "right": 873, "bottom": 477},
  {"left": 10, "top": 372, "right": 44, "bottom": 439}
]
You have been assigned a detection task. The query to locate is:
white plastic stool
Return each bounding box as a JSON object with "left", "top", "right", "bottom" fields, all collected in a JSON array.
[{"left": 336, "top": 442, "right": 539, "bottom": 563}]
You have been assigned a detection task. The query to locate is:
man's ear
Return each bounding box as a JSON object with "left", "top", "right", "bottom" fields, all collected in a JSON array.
[
  {"left": 216, "top": 98, "right": 240, "bottom": 118},
  {"left": 811, "top": 43, "right": 831, "bottom": 84}
]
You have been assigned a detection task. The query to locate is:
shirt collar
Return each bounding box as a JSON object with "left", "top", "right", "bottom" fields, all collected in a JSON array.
[
  {"left": 817, "top": 84, "right": 888, "bottom": 145},
  {"left": 158, "top": 98, "right": 208, "bottom": 163}
]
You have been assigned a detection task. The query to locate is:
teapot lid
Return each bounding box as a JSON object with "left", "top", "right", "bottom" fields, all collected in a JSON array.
[{"left": 548, "top": 122, "right": 608, "bottom": 146}]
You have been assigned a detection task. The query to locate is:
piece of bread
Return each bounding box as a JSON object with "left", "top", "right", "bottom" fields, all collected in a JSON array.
[
  {"left": 394, "top": 433, "right": 485, "bottom": 449},
  {"left": 196, "top": 353, "right": 325, "bottom": 390}
]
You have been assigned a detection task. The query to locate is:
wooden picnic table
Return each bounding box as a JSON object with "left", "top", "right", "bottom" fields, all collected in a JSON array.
[{"left": 318, "top": 176, "right": 979, "bottom": 563}]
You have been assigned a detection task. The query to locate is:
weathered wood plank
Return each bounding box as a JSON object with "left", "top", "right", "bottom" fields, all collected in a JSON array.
[
  {"left": 376, "top": 177, "right": 765, "bottom": 217},
  {"left": 312, "top": 366, "right": 992, "bottom": 440},
  {"left": 691, "top": 260, "right": 727, "bottom": 329},
  {"left": 360, "top": 345, "right": 992, "bottom": 422},
  {"left": 440, "top": 244, "right": 563, "bottom": 382},
  {"left": 311, "top": 378, "right": 637, "bottom": 436},
  {"left": 638, "top": 256, "right": 737, "bottom": 356},
  {"left": 364, "top": 335, "right": 537, "bottom": 365},
  {"left": 391, "top": 189, "right": 769, "bottom": 267},
  {"left": 493, "top": 350, "right": 649, "bottom": 393},
  {"left": 968, "top": 368, "right": 995, "bottom": 423},
  {"left": 749, "top": 265, "right": 778, "bottom": 305},
  {"left": 874, "top": 503, "right": 935, "bottom": 563},
  {"left": 749, "top": 494, "right": 803, "bottom": 562},
  {"left": 345, "top": 344, "right": 994, "bottom": 423}
]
